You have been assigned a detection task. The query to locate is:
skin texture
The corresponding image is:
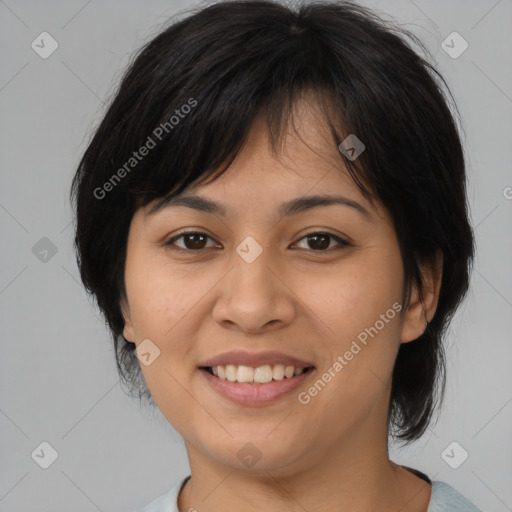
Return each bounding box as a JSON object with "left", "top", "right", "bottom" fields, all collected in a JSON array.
[{"left": 122, "top": 96, "right": 442, "bottom": 511}]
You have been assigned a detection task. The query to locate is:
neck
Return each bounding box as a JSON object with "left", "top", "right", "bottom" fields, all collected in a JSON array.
[{"left": 178, "top": 409, "right": 431, "bottom": 512}]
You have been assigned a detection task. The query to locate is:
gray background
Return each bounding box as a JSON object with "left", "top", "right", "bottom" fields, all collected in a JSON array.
[{"left": 1, "top": 0, "right": 511, "bottom": 510}]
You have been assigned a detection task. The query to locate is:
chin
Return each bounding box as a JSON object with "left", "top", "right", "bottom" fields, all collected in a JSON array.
[{"left": 202, "top": 436, "right": 309, "bottom": 474}]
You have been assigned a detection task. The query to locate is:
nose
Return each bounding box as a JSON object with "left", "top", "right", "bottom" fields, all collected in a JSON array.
[{"left": 212, "top": 244, "right": 296, "bottom": 334}]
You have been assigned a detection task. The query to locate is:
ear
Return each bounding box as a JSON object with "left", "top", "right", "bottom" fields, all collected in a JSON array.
[
  {"left": 120, "top": 298, "right": 136, "bottom": 342},
  {"left": 401, "top": 250, "right": 443, "bottom": 343}
]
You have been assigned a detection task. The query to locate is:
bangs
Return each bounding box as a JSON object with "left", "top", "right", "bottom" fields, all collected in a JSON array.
[{"left": 109, "top": 39, "right": 376, "bottom": 212}]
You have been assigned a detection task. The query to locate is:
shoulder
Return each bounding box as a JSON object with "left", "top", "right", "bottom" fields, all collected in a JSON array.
[
  {"left": 135, "top": 476, "right": 483, "bottom": 512},
  {"left": 428, "top": 481, "right": 482, "bottom": 512},
  {"left": 135, "top": 476, "right": 190, "bottom": 512}
]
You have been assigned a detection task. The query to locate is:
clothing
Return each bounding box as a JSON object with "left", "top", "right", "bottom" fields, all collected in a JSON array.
[{"left": 137, "top": 472, "right": 482, "bottom": 512}]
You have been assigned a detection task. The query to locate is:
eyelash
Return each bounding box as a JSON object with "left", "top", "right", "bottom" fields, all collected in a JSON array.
[{"left": 163, "top": 230, "right": 351, "bottom": 254}]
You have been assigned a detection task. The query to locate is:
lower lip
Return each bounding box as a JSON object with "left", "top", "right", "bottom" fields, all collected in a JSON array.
[{"left": 200, "top": 368, "right": 314, "bottom": 406}]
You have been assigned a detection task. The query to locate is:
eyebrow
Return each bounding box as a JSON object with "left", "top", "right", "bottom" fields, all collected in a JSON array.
[{"left": 148, "top": 193, "right": 372, "bottom": 220}]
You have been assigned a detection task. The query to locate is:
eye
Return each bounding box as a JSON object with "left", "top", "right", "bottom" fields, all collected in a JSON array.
[
  {"left": 164, "top": 230, "right": 351, "bottom": 253},
  {"left": 293, "top": 231, "right": 351, "bottom": 252},
  {"left": 164, "top": 231, "right": 218, "bottom": 251}
]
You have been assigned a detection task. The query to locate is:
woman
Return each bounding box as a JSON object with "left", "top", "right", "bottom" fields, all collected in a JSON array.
[{"left": 70, "top": 1, "right": 481, "bottom": 510}]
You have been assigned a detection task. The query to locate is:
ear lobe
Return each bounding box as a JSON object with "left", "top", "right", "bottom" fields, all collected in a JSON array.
[
  {"left": 401, "top": 250, "right": 443, "bottom": 343},
  {"left": 120, "top": 299, "right": 136, "bottom": 342}
]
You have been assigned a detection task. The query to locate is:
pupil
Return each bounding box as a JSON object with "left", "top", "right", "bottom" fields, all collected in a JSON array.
[
  {"left": 308, "top": 234, "right": 329, "bottom": 250},
  {"left": 185, "top": 234, "right": 206, "bottom": 249}
]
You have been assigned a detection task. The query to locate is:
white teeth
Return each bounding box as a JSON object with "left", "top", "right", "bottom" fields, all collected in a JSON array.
[
  {"left": 236, "top": 365, "right": 254, "bottom": 383},
  {"left": 225, "top": 364, "right": 237, "bottom": 382},
  {"left": 254, "top": 365, "right": 273, "bottom": 383},
  {"left": 272, "top": 364, "right": 285, "bottom": 380},
  {"left": 208, "top": 363, "right": 309, "bottom": 383}
]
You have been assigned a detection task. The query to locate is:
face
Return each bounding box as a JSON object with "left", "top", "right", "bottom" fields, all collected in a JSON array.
[{"left": 121, "top": 97, "right": 430, "bottom": 476}]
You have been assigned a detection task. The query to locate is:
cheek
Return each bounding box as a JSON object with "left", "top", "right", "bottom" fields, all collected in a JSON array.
[
  {"left": 124, "top": 248, "right": 196, "bottom": 339},
  {"left": 297, "top": 250, "right": 403, "bottom": 343},
  {"left": 294, "top": 244, "right": 404, "bottom": 408},
  {"left": 124, "top": 259, "right": 200, "bottom": 427},
  {"left": 124, "top": 264, "right": 170, "bottom": 337}
]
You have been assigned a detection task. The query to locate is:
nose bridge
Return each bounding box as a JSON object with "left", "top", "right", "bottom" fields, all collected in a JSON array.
[
  {"left": 213, "top": 232, "right": 295, "bottom": 331},
  {"left": 232, "top": 233, "right": 277, "bottom": 300}
]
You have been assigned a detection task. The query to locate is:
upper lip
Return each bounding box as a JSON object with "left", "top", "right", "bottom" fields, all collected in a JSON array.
[{"left": 199, "top": 350, "right": 315, "bottom": 369}]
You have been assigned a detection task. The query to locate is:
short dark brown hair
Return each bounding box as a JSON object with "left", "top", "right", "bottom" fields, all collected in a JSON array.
[{"left": 70, "top": 0, "right": 474, "bottom": 444}]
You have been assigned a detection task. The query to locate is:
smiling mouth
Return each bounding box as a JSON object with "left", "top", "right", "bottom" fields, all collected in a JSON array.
[{"left": 200, "top": 364, "right": 315, "bottom": 384}]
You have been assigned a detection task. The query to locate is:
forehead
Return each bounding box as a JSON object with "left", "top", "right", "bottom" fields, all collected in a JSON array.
[
  {"left": 139, "top": 91, "right": 389, "bottom": 227},
  {"left": 197, "top": 122, "right": 355, "bottom": 196},
  {"left": 151, "top": 96, "right": 372, "bottom": 211}
]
